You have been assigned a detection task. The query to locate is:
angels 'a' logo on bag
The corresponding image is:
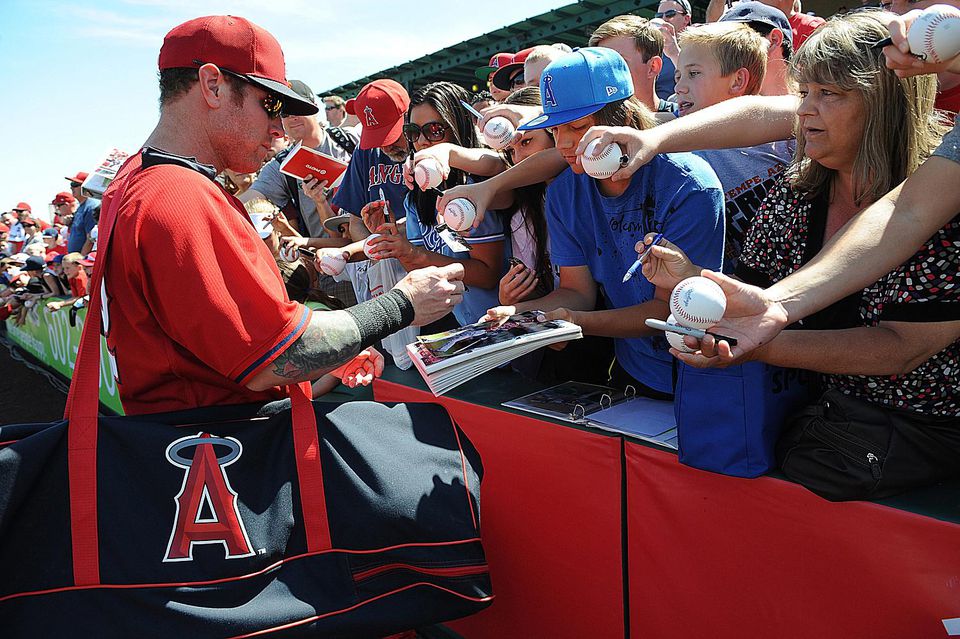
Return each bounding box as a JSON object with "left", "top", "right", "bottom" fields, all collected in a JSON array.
[{"left": 163, "top": 433, "right": 255, "bottom": 562}]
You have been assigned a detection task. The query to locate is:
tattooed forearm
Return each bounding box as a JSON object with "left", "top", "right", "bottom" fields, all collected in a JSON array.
[{"left": 270, "top": 311, "right": 363, "bottom": 380}]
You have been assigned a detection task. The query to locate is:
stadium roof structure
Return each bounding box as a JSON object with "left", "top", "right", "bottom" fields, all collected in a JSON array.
[{"left": 319, "top": 0, "right": 701, "bottom": 98}]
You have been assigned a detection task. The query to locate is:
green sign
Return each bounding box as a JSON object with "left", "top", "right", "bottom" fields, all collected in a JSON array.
[{"left": 6, "top": 305, "right": 125, "bottom": 415}]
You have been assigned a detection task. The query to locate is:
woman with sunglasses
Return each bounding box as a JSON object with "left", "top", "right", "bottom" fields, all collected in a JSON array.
[{"left": 366, "top": 82, "right": 509, "bottom": 327}]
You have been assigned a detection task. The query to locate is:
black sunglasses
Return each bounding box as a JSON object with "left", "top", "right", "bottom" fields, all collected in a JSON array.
[
  {"left": 69, "top": 182, "right": 82, "bottom": 188},
  {"left": 655, "top": 9, "right": 687, "bottom": 18},
  {"left": 193, "top": 60, "right": 284, "bottom": 118},
  {"left": 402, "top": 121, "right": 449, "bottom": 143}
]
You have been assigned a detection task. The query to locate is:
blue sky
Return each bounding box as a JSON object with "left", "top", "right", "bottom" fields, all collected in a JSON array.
[{"left": 0, "top": 0, "right": 570, "bottom": 220}]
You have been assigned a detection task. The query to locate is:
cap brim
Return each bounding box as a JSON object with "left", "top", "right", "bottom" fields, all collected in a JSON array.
[
  {"left": 358, "top": 117, "right": 404, "bottom": 150},
  {"left": 247, "top": 76, "right": 319, "bottom": 116},
  {"left": 475, "top": 66, "right": 498, "bottom": 80},
  {"left": 491, "top": 63, "right": 524, "bottom": 91},
  {"left": 323, "top": 214, "right": 353, "bottom": 233},
  {"left": 517, "top": 103, "right": 606, "bottom": 131}
]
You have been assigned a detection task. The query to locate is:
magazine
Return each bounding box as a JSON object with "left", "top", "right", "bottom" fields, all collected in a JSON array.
[
  {"left": 278, "top": 141, "right": 348, "bottom": 186},
  {"left": 406, "top": 311, "right": 582, "bottom": 396},
  {"left": 81, "top": 148, "right": 130, "bottom": 198},
  {"left": 504, "top": 381, "right": 678, "bottom": 450}
]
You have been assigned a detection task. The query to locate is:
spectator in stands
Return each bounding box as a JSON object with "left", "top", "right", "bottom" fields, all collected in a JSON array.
[
  {"left": 5, "top": 205, "right": 29, "bottom": 254},
  {"left": 757, "top": 0, "right": 825, "bottom": 48},
  {"left": 521, "top": 45, "right": 572, "bottom": 89},
  {"left": 323, "top": 95, "right": 347, "bottom": 127},
  {"left": 653, "top": 0, "right": 692, "bottom": 99},
  {"left": 42, "top": 253, "right": 67, "bottom": 297},
  {"left": 368, "top": 81, "right": 508, "bottom": 328},
  {"left": 674, "top": 21, "right": 793, "bottom": 269},
  {"left": 242, "top": 79, "right": 358, "bottom": 238},
  {"left": 63, "top": 172, "right": 101, "bottom": 254},
  {"left": 488, "top": 47, "right": 725, "bottom": 399},
  {"left": 41, "top": 227, "right": 66, "bottom": 257},
  {"left": 330, "top": 79, "right": 412, "bottom": 306},
  {"left": 719, "top": 1, "right": 795, "bottom": 97},
  {"left": 476, "top": 52, "right": 516, "bottom": 102},
  {"left": 46, "top": 252, "right": 87, "bottom": 312},
  {"left": 589, "top": 15, "right": 679, "bottom": 116},
  {"left": 19, "top": 218, "right": 44, "bottom": 251},
  {"left": 491, "top": 47, "right": 536, "bottom": 97},
  {"left": 646, "top": 13, "right": 957, "bottom": 500},
  {"left": 470, "top": 90, "right": 495, "bottom": 113}
]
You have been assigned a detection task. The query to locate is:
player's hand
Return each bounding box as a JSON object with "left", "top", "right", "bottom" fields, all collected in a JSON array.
[
  {"left": 46, "top": 300, "right": 62, "bottom": 312},
  {"left": 682, "top": 270, "right": 790, "bottom": 362},
  {"left": 312, "top": 247, "right": 350, "bottom": 272},
  {"left": 436, "top": 181, "right": 492, "bottom": 230},
  {"left": 498, "top": 262, "right": 539, "bottom": 305},
  {"left": 331, "top": 347, "right": 385, "bottom": 387},
  {"left": 360, "top": 200, "right": 388, "bottom": 233},
  {"left": 301, "top": 175, "right": 329, "bottom": 203},
  {"left": 280, "top": 235, "right": 309, "bottom": 250},
  {"left": 638, "top": 234, "right": 701, "bottom": 293},
  {"left": 576, "top": 126, "right": 661, "bottom": 183},
  {"left": 881, "top": 10, "right": 960, "bottom": 77},
  {"left": 368, "top": 223, "right": 417, "bottom": 262},
  {"left": 395, "top": 264, "right": 466, "bottom": 326},
  {"left": 481, "top": 304, "right": 516, "bottom": 323}
]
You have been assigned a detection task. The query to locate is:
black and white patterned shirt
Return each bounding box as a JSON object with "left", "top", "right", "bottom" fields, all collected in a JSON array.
[{"left": 736, "top": 175, "right": 960, "bottom": 417}]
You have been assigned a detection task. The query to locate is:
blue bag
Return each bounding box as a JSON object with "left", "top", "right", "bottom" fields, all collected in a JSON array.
[{"left": 674, "top": 361, "right": 814, "bottom": 478}]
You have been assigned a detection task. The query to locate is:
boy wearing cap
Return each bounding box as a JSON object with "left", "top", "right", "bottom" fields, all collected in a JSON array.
[
  {"left": 64, "top": 172, "right": 101, "bottom": 253},
  {"left": 488, "top": 47, "right": 724, "bottom": 398},
  {"left": 91, "top": 16, "right": 462, "bottom": 414},
  {"left": 674, "top": 22, "right": 794, "bottom": 269},
  {"left": 46, "top": 253, "right": 87, "bottom": 312}
]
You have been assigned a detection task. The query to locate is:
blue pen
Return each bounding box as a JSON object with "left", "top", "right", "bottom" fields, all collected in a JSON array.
[{"left": 622, "top": 233, "right": 663, "bottom": 283}]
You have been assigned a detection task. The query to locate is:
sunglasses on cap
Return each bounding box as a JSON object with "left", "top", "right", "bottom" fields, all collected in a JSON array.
[
  {"left": 193, "top": 60, "right": 284, "bottom": 118},
  {"left": 655, "top": 8, "right": 687, "bottom": 18},
  {"left": 402, "top": 121, "right": 449, "bottom": 143}
]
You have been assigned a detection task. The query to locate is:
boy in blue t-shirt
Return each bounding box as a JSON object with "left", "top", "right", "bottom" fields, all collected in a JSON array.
[{"left": 489, "top": 47, "right": 725, "bottom": 397}]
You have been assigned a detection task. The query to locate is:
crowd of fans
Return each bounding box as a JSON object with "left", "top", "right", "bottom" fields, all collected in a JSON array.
[{"left": 3, "top": 0, "right": 959, "bottom": 500}]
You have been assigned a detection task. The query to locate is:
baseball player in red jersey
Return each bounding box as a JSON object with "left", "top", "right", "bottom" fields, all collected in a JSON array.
[{"left": 100, "top": 16, "right": 464, "bottom": 415}]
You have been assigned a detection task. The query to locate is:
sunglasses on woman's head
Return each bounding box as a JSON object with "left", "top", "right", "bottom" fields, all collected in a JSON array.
[{"left": 402, "top": 121, "right": 448, "bottom": 142}]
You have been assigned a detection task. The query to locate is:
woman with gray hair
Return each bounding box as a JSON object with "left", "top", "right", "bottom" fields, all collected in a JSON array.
[{"left": 640, "top": 11, "right": 960, "bottom": 500}]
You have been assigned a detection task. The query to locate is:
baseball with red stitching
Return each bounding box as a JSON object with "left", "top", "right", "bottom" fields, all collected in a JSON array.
[
  {"left": 580, "top": 139, "right": 623, "bottom": 179},
  {"left": 907, "top": 5, "right": 960, "bottom": 63},
  {"left": 319, "top": 252, "right": 347, "bottom": 276},
  {"left": 665, "top": 314, "right": 698, "bottom": 353},
  {"left": 363, "top": 233, "right": 382, "bottom": 260},
  {"left": 414, "top": 158, "right": 444, "bottom": 190},
  {"left": 482, "top": 116, "right": 516, "bottom": 151},
  {"left": 669, "top": 276, "right": 727, "bottom": 330},
  {"left": 442, "top": 198, "right": 477, "bottom": 232}
]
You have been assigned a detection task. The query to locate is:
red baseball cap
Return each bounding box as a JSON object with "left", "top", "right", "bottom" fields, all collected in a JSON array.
[
  {"left": 476, "top": 52, "right": 515, "bottom": 80},
  {"left": 12, "top": 202, "right": 31, "bottom": 212},
  {"left": 158, "top": 15, "right": 318, "bottom": 116},
  {"left": 51, "top": 192, "right": 77, "bottom": 206},
  {"left": 65, "top": 172, "right": 89, "bottom": 184},
  {"left": 346, "top": 79, "right": 410, "bottom": 150},
  {"left": 79, "top": 252, "right": 97, "bottom": 267},
  {"left": 491, "top": 47, "right": 538, "bottom": 91}
]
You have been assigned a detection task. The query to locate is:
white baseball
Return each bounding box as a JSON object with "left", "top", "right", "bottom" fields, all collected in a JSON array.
[
  {"left": 907, "top": 5, "right": 960, "bottom": 63},
  {"left": 363, "top": 233, "right": 382, "bottom": 260},
  {"left": 482, "top": 116, "right": 516, "bottom": 151},
  {"left": 580, "top": 139, "right": 623, "bottom": 179},
  {"left": 414, "top": 158, "right": 444, "bottom": 190},
  {"left": 279, "top": 244, "right": 300, "bottom": 263},
  {"left": 319, "top": 252, "right": 347, "bottom": 276},
  {"left": 669, "top": 276, "right": 726, "bottom": 330},
  {"left": 665, "top": 314, "right": 697, "bottom": 353},
  {"left": 442, "top": 198, "right": 477, "bottom": 232}
]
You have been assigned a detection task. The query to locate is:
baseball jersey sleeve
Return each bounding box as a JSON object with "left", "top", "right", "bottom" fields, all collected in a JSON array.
[
  {"left": 249, "top": 158, "right": 293, "bottom": 209},
  {"left": 134, "top": 173, "right": 310, "bottom": 386}
]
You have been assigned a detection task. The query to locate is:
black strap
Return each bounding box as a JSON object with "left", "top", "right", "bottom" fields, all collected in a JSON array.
[{"left": 326, "top": 126, "right": 357, "bottom": 155}]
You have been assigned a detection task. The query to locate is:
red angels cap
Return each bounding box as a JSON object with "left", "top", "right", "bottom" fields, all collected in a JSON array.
[
  {"left": 158, "top": 15, "right": 318, "bottom": 116},
  {"left": 51, "top": 192, "right": 77, "bottom": 206},
  {"left": 491, "top": 47, "right": 538, "bottom": 91},
  {"left": 475, "top": 52, "right": 515, "bottom": 80},
  {"left": 79, "top": 252, "right": 97, "bottom": 267},
  {"left": 345, "top": 79, "right": 411, "bottom": 150},
  {"left": 64, "top": 172, "right": 89, "bottom": 184},
  {"left": 12, "top": 202, "right": 31, "bottom": 212}
]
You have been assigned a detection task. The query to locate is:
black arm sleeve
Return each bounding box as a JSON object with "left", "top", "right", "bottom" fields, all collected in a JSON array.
[{"left": 343, "top": 288, "right": 416, "bottom": 349}]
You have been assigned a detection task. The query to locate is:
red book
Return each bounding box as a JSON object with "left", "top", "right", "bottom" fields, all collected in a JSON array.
[{"left": 278, "top": 142, "right": 348, "bottom": 187}]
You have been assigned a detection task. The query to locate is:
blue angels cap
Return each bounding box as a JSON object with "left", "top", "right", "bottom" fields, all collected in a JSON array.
[{"left": 518, "top": 47, "right": 634, "bottom": 131}]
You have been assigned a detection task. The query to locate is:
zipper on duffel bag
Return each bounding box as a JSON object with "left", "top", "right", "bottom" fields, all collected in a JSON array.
[
  {"left": 353, "top": 562, "right": 489, "bottom": 582},
  {"left": 808, "top": 415, "right": 884, "bottom": 481}
]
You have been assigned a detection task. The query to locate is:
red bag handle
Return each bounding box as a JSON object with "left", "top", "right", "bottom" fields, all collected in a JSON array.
[{"left": 64, "top": 156, "right": 331, "bottom": 586}]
